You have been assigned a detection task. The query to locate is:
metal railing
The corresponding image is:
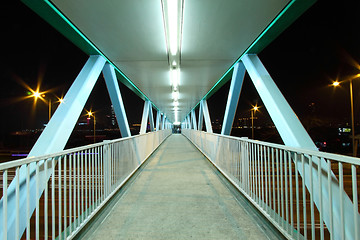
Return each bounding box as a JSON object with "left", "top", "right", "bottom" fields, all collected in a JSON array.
[
  {"left": 0, "top": 129, "right": 171, "bottom": 239},
  {"left": 182, "top": 129, "right": 360, "bottom": 240}
]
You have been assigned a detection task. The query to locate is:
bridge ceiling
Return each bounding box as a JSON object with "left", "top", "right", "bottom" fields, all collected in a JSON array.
[{"left": 23, "top": 0, "right": 315, "bottom": 123}]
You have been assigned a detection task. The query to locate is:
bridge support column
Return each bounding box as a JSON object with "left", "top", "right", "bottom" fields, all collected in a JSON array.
[
  {"left": 199, "top": 100, "right": 212, "bottom": 133},
  {"left": 102, "top": 63, "right": 131, "bottom": 138},
  {"left": 156, "top": 111, "right": 161, "bottom": 131},
  {"left": 161, "top": 115, "right": 166, "bottom": 130},
  {"left": 191, "top": 110, "right": 197, "bottom": 130},
  {"left": 221, "top": 62, "right": 246, "bottom": 135},
  {"left": 140, "top": 101, "right": 151, "bottom": 134},
  {"left": 242, "top": 53, "right": 359, "bottom": 240},
  {"left": 0, "top": 55, "right": 106, "bottom": 239}
]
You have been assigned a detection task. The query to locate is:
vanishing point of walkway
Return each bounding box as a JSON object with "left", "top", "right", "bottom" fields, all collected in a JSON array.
[{"left": 81, "top": 134, "right": 282, "bottom": 239}]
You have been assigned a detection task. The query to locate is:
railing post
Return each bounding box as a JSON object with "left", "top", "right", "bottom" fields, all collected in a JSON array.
[{"left": 103, "top": 141, "right": 112, "bottom": 196}]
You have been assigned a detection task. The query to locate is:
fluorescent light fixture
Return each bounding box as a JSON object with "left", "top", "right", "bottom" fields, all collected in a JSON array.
[
  {"left": 174, "top": 110, "right": 178, "bottom": 122},
  {"left": 162, "top": 0, "right": 183, "bottom": 63},
  {"left": 172, "top": 90, "right": 179, "bottom": 100},
  {"left": 167, "top": 0, "right": 178, "bottom": 56},
  {"left": 170, "top": 68, "right": 180, "bottom": 89},
  {"left": 173, "top": 100, "right": 179, "bottom": 107}
]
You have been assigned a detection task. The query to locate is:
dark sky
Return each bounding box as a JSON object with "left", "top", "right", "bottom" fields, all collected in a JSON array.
[
  {"left": 208, "top": 0, "right": 360, "bottom": 127},
  {"left": 1, "top": 0, "right": 360, "bottom": 139}
]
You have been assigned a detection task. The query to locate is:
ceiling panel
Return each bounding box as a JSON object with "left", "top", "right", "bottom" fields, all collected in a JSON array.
[{"left": 49, "top": 0, "right": 293, "bottom": 122}]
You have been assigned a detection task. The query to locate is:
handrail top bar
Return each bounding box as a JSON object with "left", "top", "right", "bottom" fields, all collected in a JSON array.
[
  {"left": 189, "top": 130, "right": 360, "bottom": 166},
  {"left": 0, "top": 130, "right": 166, "bottom": 171}
]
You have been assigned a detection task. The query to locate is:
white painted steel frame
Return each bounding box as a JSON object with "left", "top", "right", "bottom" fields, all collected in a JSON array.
[
  {"left": 0, "top": 130, "right": 171, "bottom": 239},
  {"left": 201, "top": 100, "right": 212, "bottom": 133},
  {"left": 191, "top": 110, "right": 197, "bottom": 130},
  {"left": 103, "top": 63, "right": 131, "bottom": 138},
  {"left": 140, "top": 101, "right": 151, "bottom": 134},
  {"left": 221, "top": 62, "right": 246, "bottom": 135},
  {"left": 183, "top": 129, "right": 360, "bottom": 240},
  {"left": 0, "top": 55, "right": 107, "bottom": 240},
  {"left": 241, "top": 54, "right": 358, "bottom": 240}
]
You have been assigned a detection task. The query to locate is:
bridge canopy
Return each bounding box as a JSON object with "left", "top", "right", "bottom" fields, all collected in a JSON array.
[{"left": 23, "top": 0, "right": 315, "bottom": 123}]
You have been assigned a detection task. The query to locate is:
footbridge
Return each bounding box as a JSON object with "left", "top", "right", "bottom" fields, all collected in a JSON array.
[{"left": 1, "top": 0, "right": 360, "bottom": 239}]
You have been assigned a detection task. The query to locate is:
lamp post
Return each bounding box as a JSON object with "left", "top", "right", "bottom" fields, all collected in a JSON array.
[
  {"left": 87, "top": 111, "right": 96, "bottom": 143},
  {"left": 333, "top": 80, "right": 356, "bottom": 156},
  {"left": 31, "top": 91, "right": 63, "bottom": 121},
  {"left": 251, "top": 105, "right": 259, "bottom": 139}
]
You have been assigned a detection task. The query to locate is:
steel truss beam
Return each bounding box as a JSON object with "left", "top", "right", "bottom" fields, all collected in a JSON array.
[
  {"left": 0, "top": 55, "right": 107, "bottom": 239},
  {"left": 221, "top": 62, "right": 246, "bottom": 135},
  {"left": 103, "top": 63, "right": 131, "bottom": 138},
  {"left": 242, "top": 54, "right": 358, "bottom": 240},
  {"left": 198, "top": 100, "right": 213, "bottom": 133},
  {"left": 191, "top": 110, "right": 197, "bottom": 130}
]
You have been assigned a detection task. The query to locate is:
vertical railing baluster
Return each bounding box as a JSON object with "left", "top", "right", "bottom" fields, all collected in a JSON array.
[
  {"left": 318, "top": 157, "right": 324, "bottom": 240},
  {"left": 74, "top": 153, "right": 77, "bottom": 229},
  {"left": 272, "top": 148, "right": 276, "bottom": 218},
  {"left": 51, "top": 159, "right": 55, "bottom": 240},
  {"left": 69, "top": 154, "right": 72, "bottom": 235},
  {"left": 284, "top": 150, "right": 289, "bottom": 231},
  {"left": 44, "top": 159, "right": 48, "bottom": 240},
  {"left": 64, "top": 155, "right": 67, "bottom": 239},
  {"left": 95, "top": 146, "right": 99, "bottom": 207},
  {"left": 26, "top": 164, "right": 30, "bottom": 240},
  {"left": 280, "top": 149, "right": 284, "bottom": 227},
  {"left": 301, "top": 154, "right": 307, "bottom": 239},
  {"left": 81, "top": 150, "right": 84, "bottom": 223},
  {"left": 267, "top": 146, "right": 271, "bottom": 214},
  {"left": 260, "top": 145, "right": 265, "bottom": 208},
  {"left": 91, "top": 148, "right": 95, "bottom": 211},
  {"left": 339, "top": 162, "right": 345, "bottom": 240},
  {"left": 352, "top": 164, "right": 358, "bottom": 240},
  {"left": 85, "top": 149, "right": 88, "bottom": 220},
  {"left": 58, "top": 157, "right": 62, "bottom": 240},
  {"left": 15, "top": 167, "right": 20, "bottom": 240},
  {"left": 289, "top": 151, "right": 293, "bottom": 238},
  {"left": 77, "top": 152, "right": 80, "bottom": 228},
  {"left": 264, "top": 146, "right": 268, "bottom": 213},
  {"left": 36, "top": 162, "right": 40, "bottom": 240},
  {"left": 276, "top": 149, "right": 280, "bottom": 223},
  {"left": 3, "top": 170, "right": 8, "bottom": 240},
  {"left": 328, "top": 160, "right": 333, "bottom": 240},
  {"left": 309, "top": 156, "right": 315, "bottom": 240},
  {"left": 295, "top": 154, "right": 300, "bottom": 240}
]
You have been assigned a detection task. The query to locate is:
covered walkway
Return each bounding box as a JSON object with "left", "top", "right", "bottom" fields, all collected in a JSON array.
[{"left": 81, "top": 134, "right": 281, "bottom": 239}]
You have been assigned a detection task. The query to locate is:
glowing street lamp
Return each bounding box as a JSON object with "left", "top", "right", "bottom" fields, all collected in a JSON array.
[
  {"left": 251, "top": 105, "right": 259, "bottom": 139},
  {"left": 332, "top": 79, "right": 356, "bottom": 156},
  {"left": 87, "top": 111, "right": 96, "bottom": 143}
]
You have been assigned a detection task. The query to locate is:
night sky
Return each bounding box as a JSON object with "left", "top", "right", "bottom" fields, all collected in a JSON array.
[{"left": 1, "top": 1, "right": 360, "bottom": 143}]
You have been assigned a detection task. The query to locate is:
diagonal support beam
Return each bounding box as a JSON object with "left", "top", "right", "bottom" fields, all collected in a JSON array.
[
  {"left": 161, "top": 115, "right": 166, "bottom": 130},
  {"left": 191, "top": 110, "right": 197, "bottom": 130},
  {"left": 198, "top": 102, "right": 204, "bottom": 131},
  {"left": 102, "top": 63, "right": 131, "bottom": 138},
  {"left": 201, "top": 100, "right": 213, "bottom": 133},
  {"left": 140, "top": 101, "right": 150, "bottom": 134},
  {"left": 156, "top": 111, "right": 161, "bottom": 131},
  {"left": 148, "top": 104, "right": 154, "bottom": 132},
  {"left": 0, "top": 55, "right": 106, "bottom": 239},
  {"left": 242, "top": 53, "right": 359, "bottom": 240},
  {"left": 221, "top": 62, "right": 246, "bottom": 135}
]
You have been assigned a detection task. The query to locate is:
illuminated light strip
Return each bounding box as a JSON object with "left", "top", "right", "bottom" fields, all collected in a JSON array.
[{"left": 42, "top": 0, "right": 162, "bottom": 111}]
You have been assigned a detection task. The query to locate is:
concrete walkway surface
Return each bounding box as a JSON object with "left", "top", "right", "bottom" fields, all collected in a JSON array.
[{"left": 81, "top": 134, "right": 282, "bottom": 240}]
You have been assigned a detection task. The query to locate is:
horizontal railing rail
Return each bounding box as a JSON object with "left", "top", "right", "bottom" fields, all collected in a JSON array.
[
  {"left": 182, "top": 129, "right": 360, "bottom": 240},
  {"left": 0, "top": 129, "right": 171, "bottom": 240}
]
